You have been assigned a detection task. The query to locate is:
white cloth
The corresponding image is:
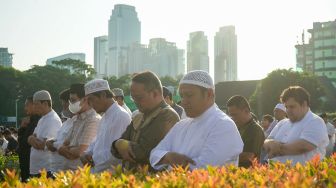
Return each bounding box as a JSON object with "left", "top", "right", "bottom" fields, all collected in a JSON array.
[
  {"left": 30, "top": 110, "right": 62, "bottom": 174},
  {"left": 85, "top": 103, "right": 131, "bottom": 173},
  {"left": 51, "top": 118, "right": 75, "bottom": 172},
  {"left": 268, "top": 110, "right": 329, "bottom": 164},
  {"left": 0, "top": 138, "right": 8, "bottom": 154},
  {"left": 150, "top": 104, "right": 244, "bottom": 170},
  {"left": 326, "top": 122, "right": 335, "bottom": 156},
  {"left": 122, "top": 104, "right": 132, "bottom": 117}
]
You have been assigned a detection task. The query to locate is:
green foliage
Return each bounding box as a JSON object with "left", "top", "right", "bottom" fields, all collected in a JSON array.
[
  {"left": 250, "top": 69, "right": 325, "bottom": 116},
  {"left": 0, "top": 155, "right": 19, "bottom": 181},
  {"left": 2, "top": 155, "right": 336, "bottom": 187}
]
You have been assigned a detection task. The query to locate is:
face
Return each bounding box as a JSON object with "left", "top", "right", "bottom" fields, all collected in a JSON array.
[
  {"left": 33, "top": 101, "right": 46, "bottom": 116},
  {"left": 87, "top": 93, "right": 106, "bottom": 113},
  {"left": 227, "top": 106, "right": 250, "bottom": 126},
  {"left": 284, "top": 97, "right": 308, "bottom": 122},
  {"left": 179, "top": 84, "right": 212, "bottom": 118},
  {"left": 24, "top": 100, "right": 35, "bottom": 115},
  {"left": 69, "top": 93, "right": 89, "bottom": 114},
  {"left": 114, "top": 96, "right": 123, "bottom": 106},
  {"left": 274, "top": 109, "right": 286, "bottom": 121},
  {"left": 261, "top": 118, "right": 271, "bottom": 130},
  {"left": 130, "top": 82, "right": 158, "bottom": 113}
]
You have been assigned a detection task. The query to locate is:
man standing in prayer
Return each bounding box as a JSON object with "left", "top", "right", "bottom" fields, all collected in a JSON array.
[
  {"left": 227, "top": 95, "right": 265, "bottom": 168},
  {"left": 111, "top": 88, "right": 132, "bottom": 116},
  {"left": 162, "top": 86, "right": 184, "bottom": 118},
  {"left": 263, "top": 86, "right": 329, "bottom": 164},
  {"left": 111, "top": 71, "right": 180, "bottom": 171},
  {"left": 80, "top": 79, "right": 131, "bottom": 173},
  {"left": 28, "top": 90, "right": 62, "bottom": 178},
  {"left": 264, "top": 103, "right": 287, "bottom": 137},
  {"left": 150, "top": 70, "right": 243, "bottom": 170},
  {"left": 17, "top": 96, "right": 40, "bottom": 182}
]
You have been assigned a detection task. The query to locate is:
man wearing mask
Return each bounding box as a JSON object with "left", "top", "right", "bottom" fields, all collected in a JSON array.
[
  {"left": 45, "top": 88, "right": 75, "bottom": 172},
  {"left": 57, "top": 83, "right": 100, "bottom": 170}
]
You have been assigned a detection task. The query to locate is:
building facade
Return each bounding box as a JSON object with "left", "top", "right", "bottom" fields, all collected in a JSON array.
[
  {"left": 214, "top": 26, "right": 237, "bottom": 84},
  {"left": 187, "top": 31, "right": 209, "bottom": 73},
  {"left": 295, "top": 20, "right": 336, "bottom": 87},
  {"left": 94, "top": 36, "right": 108, "bottom": 78},
  {"left": 108, "top": 4, "right": 141, "bottom": 77},
  {"left": 0, "top": 48, "right": 13, "bottom": 67}
]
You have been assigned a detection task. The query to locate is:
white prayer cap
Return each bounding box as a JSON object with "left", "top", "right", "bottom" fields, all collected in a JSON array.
[
  {"left": 179, "top": 70, "right": 214, "bottom": 89},
  {"left": 111, "top": 88, "right": 124, "bottom": 97},
  {"left": 85, "top": 79, "right": 110, "bottom": 95},
  {"left": 33, "top": 90, "right": 51, "bottom": 101},
  {"left": 274, "top": 103, "right": 286, "bottom": 113}
]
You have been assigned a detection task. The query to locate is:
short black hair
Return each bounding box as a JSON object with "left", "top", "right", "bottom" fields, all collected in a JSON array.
[
  {"left": 162, "top": 86, "right": 172, "bottom": 100},
  {"left": 3, "top": 130, "right": 11, "bottom": 135},
  {"left": 132, "top": 71, "right": 162, "bottom": 93},
  {"left": 280, "top": 86, "right": 310, "bottom": 106},
  {"left": 70, "top": 83, "right": 85, "bottom": 98},
  {"left": 226, "top": 95, "right": 251, "bottom": 111},
  {"left": 59, "top": 88, "right": 70, "bottom": 101},
  {"left": 263, "top": 114, "right": 274, "bottom": 123}
]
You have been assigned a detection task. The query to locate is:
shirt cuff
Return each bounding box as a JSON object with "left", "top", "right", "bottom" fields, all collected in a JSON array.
[{"left": 151, "top": 150, "right": 169, "bottom": 170}]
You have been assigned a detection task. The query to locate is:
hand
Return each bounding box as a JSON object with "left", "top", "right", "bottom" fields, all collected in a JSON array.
[
  {"left": 163, "top": 152, "right": 195, "bottom": 168},
  {"left": 80, "top": 154, "right": 94, "bottom": 167},
  {"left": 264, "top": 140, "right": 282, "bottom": 158},
  {"left": 21, "top": 117, "right": 30, "bottom": 128},
  {"left": 115, "top": 139, "right": 136, "bottom": 163},
  {"left": 46, "top": 140, "right": 56, "bottom": 152}
]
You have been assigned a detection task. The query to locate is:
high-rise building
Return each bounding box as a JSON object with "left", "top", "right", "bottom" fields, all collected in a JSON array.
[
  {"left": 46, "top": 53, "right": 86, "bottom": 73},
  {"left": 177, "top": 49, "right": 185, "bottom": 76},
  {"left": 94, "top": 36, "right": 108, "bottom": 78},
  {"left": 127, "top": 43, "right": 150, "bottom": 74},
  {"left": 0, "top": 48, "right": 13, "bottom": 67},
  {"left": 214, "top": 26, "right": 237, "bottom": 84},
  {"left": 187, "top": 31, "right": 209, "bottom": 72},
  {"left": 295, "top": 20, "right": 336, "bottom": 87},
  {"left": 148, "top": 38, "right": 181, "bottom": 78},
  {"left": 108, "top": 4, "right": 141, "bottom": 77}
]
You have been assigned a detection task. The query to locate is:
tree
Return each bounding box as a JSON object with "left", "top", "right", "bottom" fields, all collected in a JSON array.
[
  {"left": 250, "top": 69, "right": 325, "bottom": 117},
  {"left": 51, "top": 59, "right": 96, "bottom": 79}
]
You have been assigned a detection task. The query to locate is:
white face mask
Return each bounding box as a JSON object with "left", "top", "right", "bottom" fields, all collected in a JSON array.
[{"left": 69, "top": 101, "right": 81, "bottom": 114}]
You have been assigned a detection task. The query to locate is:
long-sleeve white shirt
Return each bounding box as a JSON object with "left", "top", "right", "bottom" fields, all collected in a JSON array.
[
  {"left": 85, "top": 102, "right": 131, "bottom": 173},
  {"left": 30, "top": 110, "right": 62, "bottom": 174},
  {"left": 150, "top": 104, "right": 244, "bottom": 170},
  {"left": 51, "top": 117, "right": 75, "bottom": 172}
]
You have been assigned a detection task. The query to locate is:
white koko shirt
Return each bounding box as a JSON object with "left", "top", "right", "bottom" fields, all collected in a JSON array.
[
  {"left": 85, "top": 103, "right": 131, "bottom": 173},
  {"left": 30, "top": 110, "right": 62, "bottom": 174},
  {"left": 150, "top": 104, "right": 244, "bottom": 170}
]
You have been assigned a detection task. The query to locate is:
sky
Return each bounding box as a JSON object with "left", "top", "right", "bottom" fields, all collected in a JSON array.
[{"left": 0, "top": 0, "right": 335, "bottom": 80}]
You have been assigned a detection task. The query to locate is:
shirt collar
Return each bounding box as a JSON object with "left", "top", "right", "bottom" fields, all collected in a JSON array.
[
  {"left": 104, "top": 102, "right": 119, "bottom": 117},
  {"left": 77, "top": 108, "right": 95, "bottom": 120},
  {"left": 192, "top": 103, "right": 217, "bottom": 122}
]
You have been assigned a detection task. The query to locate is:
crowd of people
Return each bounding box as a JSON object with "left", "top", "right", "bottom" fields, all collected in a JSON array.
[{"left": 1, "top": 70, "right": 335, "bottom": 182}]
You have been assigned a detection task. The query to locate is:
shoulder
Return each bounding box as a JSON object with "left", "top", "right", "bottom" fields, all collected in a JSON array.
[
  {"left": 305, "top": 112, "right": 325, "bottom": 128},
  {"left": 158, "top": 105, "right": 180, "bottom": 121}
]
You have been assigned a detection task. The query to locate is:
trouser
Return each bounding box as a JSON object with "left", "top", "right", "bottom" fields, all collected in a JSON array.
[{"left": 18, "top": 153, "right": 30, "bottom": 182}]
